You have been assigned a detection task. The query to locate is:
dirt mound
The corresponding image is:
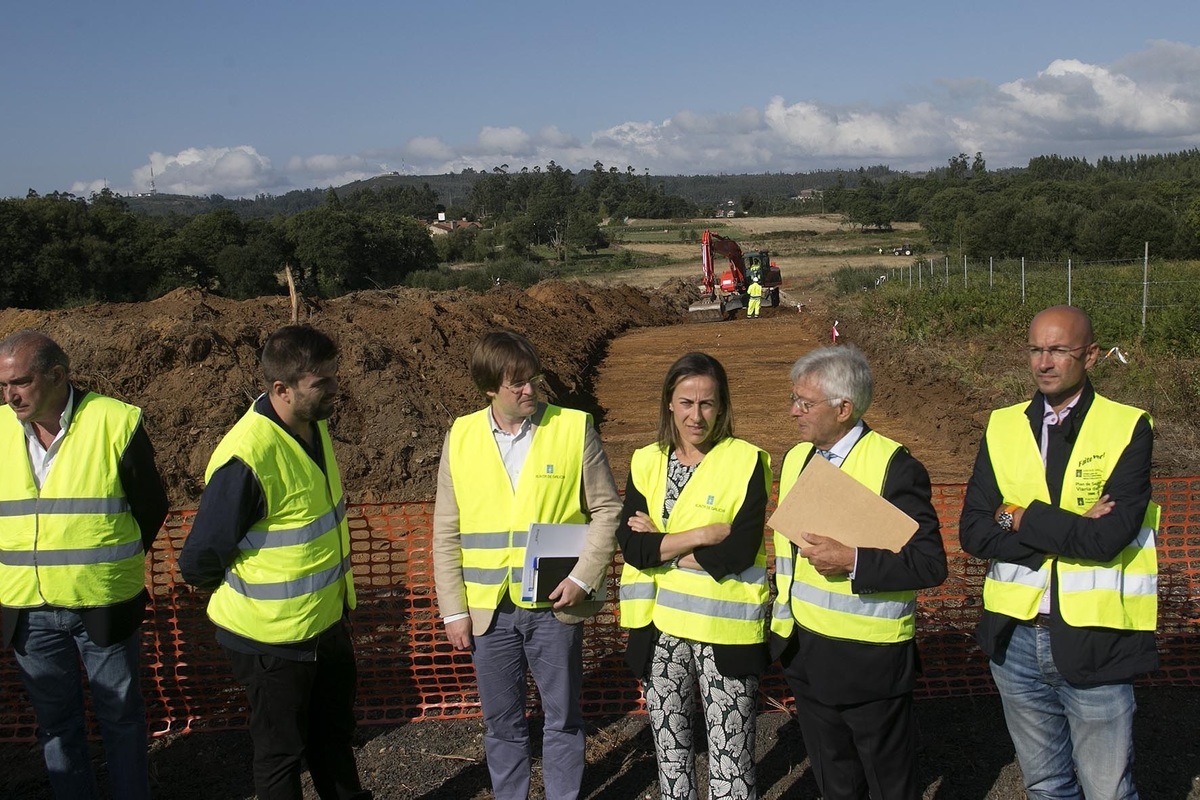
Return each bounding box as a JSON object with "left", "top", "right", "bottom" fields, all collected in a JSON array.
[{"left": 0, "top": 281, "right": 682, "bottom": 508}]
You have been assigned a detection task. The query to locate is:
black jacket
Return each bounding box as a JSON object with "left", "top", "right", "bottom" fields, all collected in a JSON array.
[
  {"left": 179, "top": 393, "right": 340, "bottom": 661},
  {"left": 616, "top": 452, "right": 770, "bottom": 678},
  {"left": 768, "top": 425, "right": 947, "bottom": 705},
  {"left": 959, "top": 381, "right": 1157, "bottom": 684}
]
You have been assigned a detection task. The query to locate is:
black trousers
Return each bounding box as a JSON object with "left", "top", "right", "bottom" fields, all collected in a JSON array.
[
  {"left": 783, "top": 659, "right": 918, "bottom": 800},
  {"left": 226, "top": 620, "right": 370, "bottom": 800}
]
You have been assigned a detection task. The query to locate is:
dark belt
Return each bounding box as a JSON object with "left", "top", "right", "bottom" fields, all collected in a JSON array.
[{"left": 1029, "top": 613, "right": 1053, "bottom": 628}]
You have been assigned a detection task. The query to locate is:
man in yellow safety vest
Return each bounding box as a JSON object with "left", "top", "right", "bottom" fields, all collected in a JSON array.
[
  {"left": 432, "top": 330, "right": 621, "bottom": 800},
  {"left": 770, "top": 344, "right": 946, "bottom": 800},
  {"left": 180, "top": 325, "right": 370, "bottom": 800},
  {"left": 960, "top": 305, "right": 1157, "bottom": 800},
  {"left": 0, "top": 330, "right": 168, "bottom": 800}
]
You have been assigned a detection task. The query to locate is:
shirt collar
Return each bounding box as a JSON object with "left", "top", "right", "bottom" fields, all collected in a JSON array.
[
  {"left": 23, "top": 385, "right": 75, "bottom": 440},
  {"left": 825, "top": 420, "right": 865, "bottom": 462},
  {"left": 1042, "top": 391, "right": 1081, "bottom": 425},
  {"left": 490, "top": 406, "right": 535, "bottom": 438}
]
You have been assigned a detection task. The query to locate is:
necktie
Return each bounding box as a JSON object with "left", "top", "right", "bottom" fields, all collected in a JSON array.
[{"left": 816, "top": 448, "right": 835, "bottom": 462}]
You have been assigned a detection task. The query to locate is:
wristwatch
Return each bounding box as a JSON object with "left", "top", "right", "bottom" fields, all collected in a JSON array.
[{"left": 996, "top": 503, "right": 1019, "bottom": 531}]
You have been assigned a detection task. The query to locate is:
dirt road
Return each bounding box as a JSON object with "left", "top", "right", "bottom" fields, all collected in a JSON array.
[{"left": 595, "top": 298, "right": 979, "bottom": 490}]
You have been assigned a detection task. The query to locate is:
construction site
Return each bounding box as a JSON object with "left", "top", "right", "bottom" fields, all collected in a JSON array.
[{"left": 1, "top": 217, "right": 1198, "bottom": 799}]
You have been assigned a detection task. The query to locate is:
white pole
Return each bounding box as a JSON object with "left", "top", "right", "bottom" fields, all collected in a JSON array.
[
  {"left": 1142, "top": 241, "right": 1149, "bottom": 330},
  {"left": 963, "top": 254, "right": 967, "bottom": 288},
  {"left": 989, "top": 257, "right": 993, "bottom": 289},
  {"left": 1021, "top": 257, "right": 1026, "bottom": 304},
  {"left": 1067, "top": 258, "right": 1072, "bottom": 306}
]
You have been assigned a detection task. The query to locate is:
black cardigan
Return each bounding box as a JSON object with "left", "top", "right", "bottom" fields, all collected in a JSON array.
[{"left": 616, "top": 451, "right": 769, "bottom": 678}]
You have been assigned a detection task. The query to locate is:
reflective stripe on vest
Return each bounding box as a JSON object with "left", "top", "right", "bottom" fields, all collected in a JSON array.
[
  {"left": 0, "top": 394, "right": 144, "bottom": 608},
  {"left": 982, "top": 396, "right": 1158, "bottom": 630},
  {"left": 449, "top": 405, "right": 588, "bottom": 611},
  {"left": 618, "top": 437, "right": 771, "bottom": 646},
  {"left": 204, "top": 405, "right": 356, "bottom": 644},
  {"left": 769, "top": 432, "right": 918, "bottom": 645}
]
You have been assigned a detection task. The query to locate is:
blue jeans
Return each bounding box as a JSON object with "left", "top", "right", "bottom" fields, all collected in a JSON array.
[
  {"left": 990, "top": 622, "right": 1138, "bottom": 800},
  {"left": 473, "top": 602, "right": 585, "bottom": 800},
  {"left": 12, "top": 608, "right": 150, "bottom": 800}
]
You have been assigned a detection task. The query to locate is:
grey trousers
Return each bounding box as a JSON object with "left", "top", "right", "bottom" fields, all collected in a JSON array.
[{"left": 472, "top": 601, "right": 585, "bottom": 800}]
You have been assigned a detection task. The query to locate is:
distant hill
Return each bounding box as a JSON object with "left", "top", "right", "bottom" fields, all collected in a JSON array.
[{"left": 122, "top": 165, "right": 924, "bottom": 219}]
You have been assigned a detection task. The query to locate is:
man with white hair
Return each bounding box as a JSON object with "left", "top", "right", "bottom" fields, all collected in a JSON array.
[{"left": 770, "top": 344, "right": 946, "bottom": 800}]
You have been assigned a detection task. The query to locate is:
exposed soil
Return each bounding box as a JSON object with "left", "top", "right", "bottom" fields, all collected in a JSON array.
[
  {"left": 0, "top": 260, "right": 1196, "bottom": 798},
  {"left": 0, "top": 281, "right": 684, "bottom": 509}
]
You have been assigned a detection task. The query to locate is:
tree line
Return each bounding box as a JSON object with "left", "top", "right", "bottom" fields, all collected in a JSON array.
[
  {"left": 6, "top": 149, "right": 1200, "bottom": 311},
  {"left": 0, "top": 188, "right": 438, "bottom": 309},
  {"left": 1, "top": 162, "right": 696, "bottom": 310},
  {"left": 820, "top": 150, "right": 1200, "bottom": 261}
]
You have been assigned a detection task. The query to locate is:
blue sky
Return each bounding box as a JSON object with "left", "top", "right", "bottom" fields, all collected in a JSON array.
[{"left": 3, "top": 1, "right": 1199, "bottom": 199}]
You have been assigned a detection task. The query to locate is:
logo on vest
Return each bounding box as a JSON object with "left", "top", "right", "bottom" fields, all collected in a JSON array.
[
  {"left": 537, "top": 464, "right": 566, "bottom": 480},
  {"left": 1074, "top": 451, "right": 1106, "bottom": 497},
  {"left": 695, "top": 495, "right": 729, "bottom": 514}
]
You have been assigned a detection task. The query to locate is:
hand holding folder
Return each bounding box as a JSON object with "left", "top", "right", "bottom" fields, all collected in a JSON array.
[
  {"left": 521, "top": 523, "right": 590, "bottom": 602},
  {"left": 768, "top": 453, "right": 917, "bottom": 553}
]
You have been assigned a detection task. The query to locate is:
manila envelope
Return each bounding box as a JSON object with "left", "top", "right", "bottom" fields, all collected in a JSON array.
[{"left": 768, "top": 453, "right": 918, "bottom": 553}]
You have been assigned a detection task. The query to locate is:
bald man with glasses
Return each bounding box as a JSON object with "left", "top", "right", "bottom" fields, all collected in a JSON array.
[{"left": 960, "top": 305, "right": 1158, "bottom": 800}]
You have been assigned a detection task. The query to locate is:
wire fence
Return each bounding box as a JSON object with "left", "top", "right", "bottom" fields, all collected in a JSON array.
[
  {"left": 1, "top": 478, "right": 1199, "bottom": 741},
  {"left": 877, "top": 245, "right": 1200, "bottom": 338}
]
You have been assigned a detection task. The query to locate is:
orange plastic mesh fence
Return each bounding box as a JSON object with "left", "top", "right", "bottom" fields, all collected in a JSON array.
[{"left": 0, "top": 479, "right": 1198, "bottom": 741}]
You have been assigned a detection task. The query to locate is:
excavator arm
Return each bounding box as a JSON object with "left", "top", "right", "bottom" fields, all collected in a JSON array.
[
  {"left": 691, "top": 230, "right": 749, "bottom": 321},
  {"left": 700, "top": 231, "right": 747, "bottom": 294}
]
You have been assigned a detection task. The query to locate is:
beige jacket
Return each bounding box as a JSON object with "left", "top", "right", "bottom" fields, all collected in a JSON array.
[{"left": 432, "top": 403, "right": 622, "bottom": 634}]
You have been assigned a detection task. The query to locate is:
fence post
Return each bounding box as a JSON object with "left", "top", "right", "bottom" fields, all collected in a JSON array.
[
  {"left": 1021, "top": 257, "right": 1026, "bottom": 304},
  {"left": 1142, "top": 242, "right": 1149, "bottom": 330}
]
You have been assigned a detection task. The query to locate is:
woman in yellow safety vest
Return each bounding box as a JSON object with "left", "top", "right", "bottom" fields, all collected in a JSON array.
[{"left": 616, "top": 352, "right": 771, "bottom": 800}]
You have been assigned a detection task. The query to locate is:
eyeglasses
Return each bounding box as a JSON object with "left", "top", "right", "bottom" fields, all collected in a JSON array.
[
  {"left": 502, "top": 374, "right": 544, "bottom": 394},
  {"left": 790, "top": 395, "right": 839, "bottom": 414},
  {"left": 1026, "top": 345, "right": 1090, "bottom": 361}
]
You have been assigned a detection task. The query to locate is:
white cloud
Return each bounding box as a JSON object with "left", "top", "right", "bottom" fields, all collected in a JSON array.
[
  {"left": 405, "top": 136, "right": 455, "bottom": 161},
  {"left": 535, "top": 126, "right": 578, "bottom": 148},
  {"left": 95, "top": 146, "right": 288, "bottom": 198},
  {"left": 87, "top": 42, "right": 1200, "bottom": 198},
  {"left": 475, "top": 126, "right": 533, "bottom": 155}
]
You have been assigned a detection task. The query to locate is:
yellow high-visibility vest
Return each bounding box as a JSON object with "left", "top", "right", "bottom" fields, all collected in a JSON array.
[
  {"left": 982, "top": 395, "right": 1157, "bottom": 630},
  {"left": 0, "top": 394, "right": 145, "bottom": 608},
  {"left": 619, "top": 437, "right": 771, "bottom": 645},
  {"left": 770, "top": 432, "right": 918, "bottom": 644},
  {"left": 449, "top": 405, "right": 588, "bottom": 611},
  {"left": 204, "top": 405, "right": 356, "bottom": 644}
]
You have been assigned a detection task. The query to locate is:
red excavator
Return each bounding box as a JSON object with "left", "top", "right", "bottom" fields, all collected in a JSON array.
[{"left": 688, "top": 230, "right": 783, "bottom": 321}]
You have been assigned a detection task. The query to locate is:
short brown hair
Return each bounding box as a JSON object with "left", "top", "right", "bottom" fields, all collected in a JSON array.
[
  {"left": 656, "top": 352, "right": 734, "bottom": 451},
  {"left": 261, "top": 325, "right": 338, "bottom": 385},
  {"left": 470, "top": 331, "right": 541, "bottom": 395}
]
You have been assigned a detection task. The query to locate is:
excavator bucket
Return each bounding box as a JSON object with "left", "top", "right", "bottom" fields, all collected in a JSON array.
[{"left": 688, "top": 296, "right": 726, "bottom": 323}]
